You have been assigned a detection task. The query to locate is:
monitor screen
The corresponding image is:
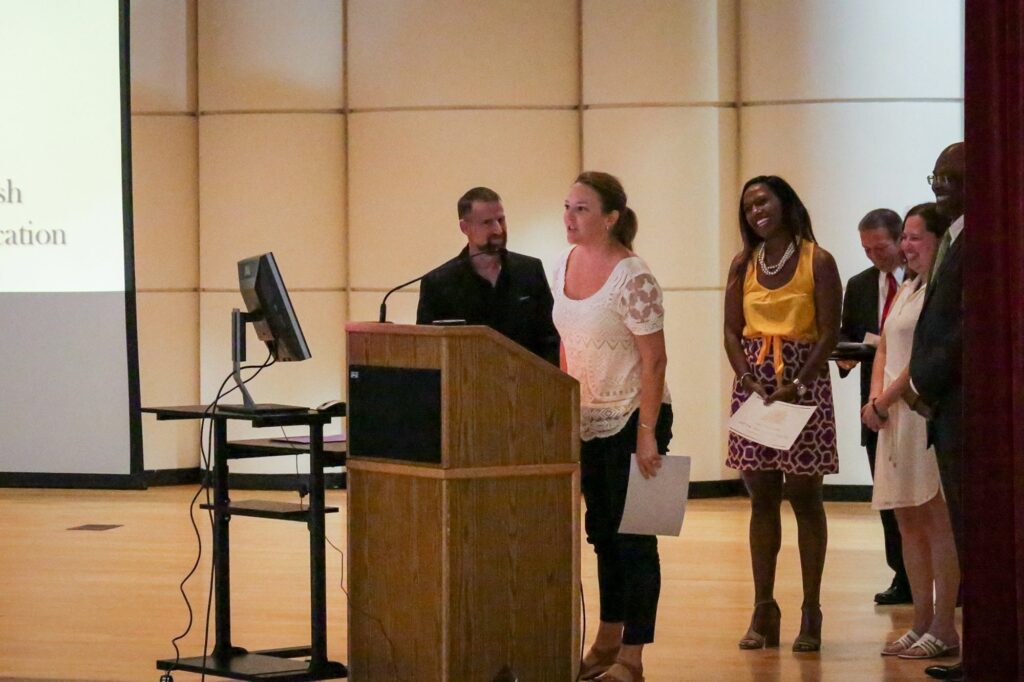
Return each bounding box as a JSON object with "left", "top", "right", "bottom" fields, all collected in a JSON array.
[{"left": 238, "top": 252, "right": 310, "bottom": 362}]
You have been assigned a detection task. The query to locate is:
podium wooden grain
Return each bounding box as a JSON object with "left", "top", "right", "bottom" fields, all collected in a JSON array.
[{"left": 345, "top": 323, "right": 581, "bottom": 681}]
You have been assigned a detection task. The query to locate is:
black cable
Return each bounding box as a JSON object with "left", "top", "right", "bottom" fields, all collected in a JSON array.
[
  {"left": 275, "top": 426, "right": 308, "bottom": 509},
  {"left": 324, "top": 536, "right": 406, "bottom": 682},
  {"left": 163, "top": 353, "right": 274, "bottom": 678},
  {"left": 576, "top": 580, "right": 587, "bottom": 681}
]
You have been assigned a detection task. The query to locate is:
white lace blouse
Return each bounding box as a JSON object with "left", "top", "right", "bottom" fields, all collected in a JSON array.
[{"left": 552, "top": 248, "right": 671, "bottom": 441}]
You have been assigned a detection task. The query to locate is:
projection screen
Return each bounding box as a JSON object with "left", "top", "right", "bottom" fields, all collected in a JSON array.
[{"left": 0, "top": 0, "right": 142, "bottom": 486}]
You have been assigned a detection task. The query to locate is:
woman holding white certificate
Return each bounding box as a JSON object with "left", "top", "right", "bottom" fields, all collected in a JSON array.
[
  {"left": 553, "top": 171, "right": 672, "bottom": 682},
  {"left": 723, "top": 176, "right": 842, "bottom": 653},
  {"left": 860, "top": 203, "right": 959, "bottom": 660}
]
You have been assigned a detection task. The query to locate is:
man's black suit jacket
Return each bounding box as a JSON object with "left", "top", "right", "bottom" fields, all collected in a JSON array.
[
  {"left": 840, "top": 266, "right": 880, "bottom": 446},
  {"left": 909, "top": 236, "right": 963, "bottom": 454},
  {"left": 416, "top": 248, "right": 560, "bottom": 365}
]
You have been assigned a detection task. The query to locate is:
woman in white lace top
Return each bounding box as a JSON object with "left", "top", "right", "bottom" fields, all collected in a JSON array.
[{"left": 552, "top": 171, "right": 672, "bottom": 682}]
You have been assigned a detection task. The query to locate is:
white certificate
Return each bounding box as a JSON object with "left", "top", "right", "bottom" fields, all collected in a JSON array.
[
  {"left": 728, "top": 394, "right": 817, "bottom": 451},
  {"left": 618, "top": 454, "right": 691, "bottom": 537}
]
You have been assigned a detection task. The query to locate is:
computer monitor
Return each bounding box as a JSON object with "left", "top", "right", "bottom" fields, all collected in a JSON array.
[
  {"left": 220, "top": 252, "right": 311, "bottom": 414},
  {"left": 238, "top": 252, "right": 311, "bottom": 362}
]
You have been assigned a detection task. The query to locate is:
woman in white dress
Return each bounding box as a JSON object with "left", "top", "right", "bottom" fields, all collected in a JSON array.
[{"left": 861, "top": 202, "right": 959, "bottom": 660}]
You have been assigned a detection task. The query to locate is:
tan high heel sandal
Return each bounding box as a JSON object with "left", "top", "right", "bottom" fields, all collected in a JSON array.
[
  {"left": 738, "top": 600, "right": 781, "bottom": 649},
  {"left": 578, "top": 645, "right": 620, "bottom": 680},
  {"left": 594, "top": 660, "right": 644, "bottom": 682}
]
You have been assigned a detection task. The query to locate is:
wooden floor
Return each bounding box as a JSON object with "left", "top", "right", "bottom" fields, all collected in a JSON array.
[{"left": 0, "top": 486, "right": 959, "bottom": 681}]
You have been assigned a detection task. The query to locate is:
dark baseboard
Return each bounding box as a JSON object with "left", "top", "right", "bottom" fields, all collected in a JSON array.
[
  {"left": 145, "top": 467, "right": 201, "bottom": 486},
  {"left": 0, "top": 471, "right": 146, "bottom": 490},
  {"left": 689, "top": 479, "right": 744, "bottom": 498},
  {"left": 146, "top": 468, "right": 347, "bottom": 491},
  {"left": 1, "top": 468, "right": 862, "bottom": 501},
  {"left": 822, "top": 484, "right": 872, "bottom": 502},
  {"left": 686, "top": 481, "right": 872, "bottom": 502}
]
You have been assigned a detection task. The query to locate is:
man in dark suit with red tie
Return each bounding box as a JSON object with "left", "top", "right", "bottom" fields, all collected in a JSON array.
[
  {"left": 904, "top": 142, "right": 965, "bottom": 681},
  {"left": 838, "top": 208, "right": 910, "bottom": 605}
]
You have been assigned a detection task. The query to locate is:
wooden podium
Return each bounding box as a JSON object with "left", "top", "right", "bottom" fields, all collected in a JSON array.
[{"left": 344, "top": 323, "right": 580, "bottom": 681}]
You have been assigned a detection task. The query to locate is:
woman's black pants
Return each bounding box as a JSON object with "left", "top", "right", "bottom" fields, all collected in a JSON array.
[{"left": 580, "top": 404, "right": 673, "bottom": 645}]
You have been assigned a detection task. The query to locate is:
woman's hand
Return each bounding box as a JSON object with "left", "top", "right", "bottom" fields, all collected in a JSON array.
[
  {"left": 635, "top": 429, "right": 662, "bottom": 479},
  {"left": 741, "top": 375, "right": 770, "bottom": 401},
  {"left": 860, "top": 400, "right": 888, "bottom": 431},
  {"left": 860, "top": 403, "right": 880, "bottom": 431},
  {"left": 764, "top": 382, "right": 799, "bottom": 405}
]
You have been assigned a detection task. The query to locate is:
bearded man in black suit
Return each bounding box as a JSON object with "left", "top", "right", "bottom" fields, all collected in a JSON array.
[{"left": 417, "top": 186, "right": 559, "bottom": 365}]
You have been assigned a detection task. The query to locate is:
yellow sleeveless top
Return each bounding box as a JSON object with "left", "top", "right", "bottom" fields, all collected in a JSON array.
[{"left": 742, "top": 240, "right": 818, "bottom": 377}]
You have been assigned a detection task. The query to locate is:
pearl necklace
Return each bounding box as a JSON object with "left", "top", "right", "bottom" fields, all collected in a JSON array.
[{"left": 758, "top": 241, "right": 796, "bottom": 276}]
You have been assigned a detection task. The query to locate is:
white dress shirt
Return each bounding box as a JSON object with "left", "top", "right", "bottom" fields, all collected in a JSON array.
[
  {"left": 948, "top": 215, "right": 965, "bottom": 244},
  {"left": 878, "top": 265, "right": 906, "bottom": 327}
]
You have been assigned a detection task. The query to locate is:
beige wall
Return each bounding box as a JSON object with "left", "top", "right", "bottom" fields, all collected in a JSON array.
[{"left": 131, "top": 0, "right": 963, "bottom": 482}]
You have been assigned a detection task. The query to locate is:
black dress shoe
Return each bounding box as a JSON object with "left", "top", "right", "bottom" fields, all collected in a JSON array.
[
  {"left": 874, "top": 581, "right": 913, "bottom": 605},
  {"left": 924, "top": 662, "right": 963, "bottom": 680}
]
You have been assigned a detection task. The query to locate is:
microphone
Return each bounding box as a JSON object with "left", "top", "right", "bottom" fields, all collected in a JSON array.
[{"left": 378, "top": 247, "right": 505, "bottom": 323}]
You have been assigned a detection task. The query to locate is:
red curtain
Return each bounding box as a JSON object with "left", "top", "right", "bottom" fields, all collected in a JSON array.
[{"left": 964, "top": 0, "right": 1024, "bottom": 678}]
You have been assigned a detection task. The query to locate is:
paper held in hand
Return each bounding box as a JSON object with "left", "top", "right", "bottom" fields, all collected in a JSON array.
[
  {"left": 728, "top": 394, "right": 817, "bottom": 451},
  {"left": 618, "top": 454, "right": 691, "bottom": 537}
]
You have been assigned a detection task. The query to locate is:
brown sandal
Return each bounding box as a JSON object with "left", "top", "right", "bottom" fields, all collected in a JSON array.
[
  {"left": 578, "top": 645, "right": 620, "bottom": 680},
  {"left": 594, "top": 661, "right": 644, "bottom": 682}
]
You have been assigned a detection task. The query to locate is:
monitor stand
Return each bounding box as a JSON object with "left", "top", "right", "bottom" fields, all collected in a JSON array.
[{"left": 221, "top": 308, "right": 310, "bottom": 416}]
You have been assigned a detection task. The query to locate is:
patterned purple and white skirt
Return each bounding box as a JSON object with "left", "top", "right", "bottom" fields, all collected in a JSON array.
[{"left": 726, "top": 337, "right": 838, "bottom": 476}]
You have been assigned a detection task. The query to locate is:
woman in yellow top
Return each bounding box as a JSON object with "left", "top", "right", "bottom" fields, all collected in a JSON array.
[{"left": 723, "top": 175, "right": 842, "bottom": 654}]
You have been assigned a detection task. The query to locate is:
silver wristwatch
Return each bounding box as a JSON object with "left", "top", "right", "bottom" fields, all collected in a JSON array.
[{"left": 793, "top": 378, "right": 808, "bottom": 398}]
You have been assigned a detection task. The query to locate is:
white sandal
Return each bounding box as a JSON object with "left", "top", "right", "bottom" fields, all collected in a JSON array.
[
  {"left": 897, "top": 632, "right": 960, "bottom": 659},
  {"left": 881, "top": 629, "right": 920, "bottom": 656}
]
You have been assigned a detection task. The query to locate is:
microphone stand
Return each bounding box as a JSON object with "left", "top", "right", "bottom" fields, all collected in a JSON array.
[{"left": 378, "top": 248, "right": 503, "bottom": 323}]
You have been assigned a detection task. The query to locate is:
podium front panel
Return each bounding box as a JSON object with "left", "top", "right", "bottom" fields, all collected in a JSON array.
[{"left": 348, "top": 364, "right": 441, "bottom": 463}]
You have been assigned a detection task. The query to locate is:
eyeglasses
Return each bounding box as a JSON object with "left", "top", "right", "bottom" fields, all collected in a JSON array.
[{"left": 927, "top": 174, "right": 960, "bottom": 187}]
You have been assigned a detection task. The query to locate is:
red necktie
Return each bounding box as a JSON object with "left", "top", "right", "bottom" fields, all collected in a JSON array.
[{"left": 880, "top": 272, "right": 898, "bottom": 331}]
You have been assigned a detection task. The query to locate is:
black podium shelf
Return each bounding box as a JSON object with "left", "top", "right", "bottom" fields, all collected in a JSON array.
[
  {"left": 200, "top": 499, "right": 339, "bottom": 521},
  {"left": 157, "top": 648, "right": 347, "bottom": 681}
]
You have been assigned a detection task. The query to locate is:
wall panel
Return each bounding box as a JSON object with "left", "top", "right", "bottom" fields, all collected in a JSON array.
[
  {"left": 197, "top": 0, "right": 344, "bottom": 111},
  {"left": 198, "top": 113, "right": 346, "bottom": 290},
  {"left": 130, "top": 0, "right": 196, "bottom": 113},
  {"left": 740, "top": 0, "right": 963, "bottom": 102},
  {"left": 661, "top": 290, "right": 735, "bottom": 482},
  {"left": 137, "top": 292, "right": 200, "bottom": 470},
  {"left": 349, "top": 290, "right": 419, "bottom": 326},
  {"left": 131, "top": 115, "right": 199, "bottom": 290},
  {"left": 582, "top": 106, "right": 737, "bottom": 289},
  {"left": 348, "top": 0, "right": 578, "bottom": 108},
  {"left": 347, "top": 109, "right": 578, "bottom": 290},
  {"left": 583, "top": 0, "right": 736, "bottom": 104}
]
